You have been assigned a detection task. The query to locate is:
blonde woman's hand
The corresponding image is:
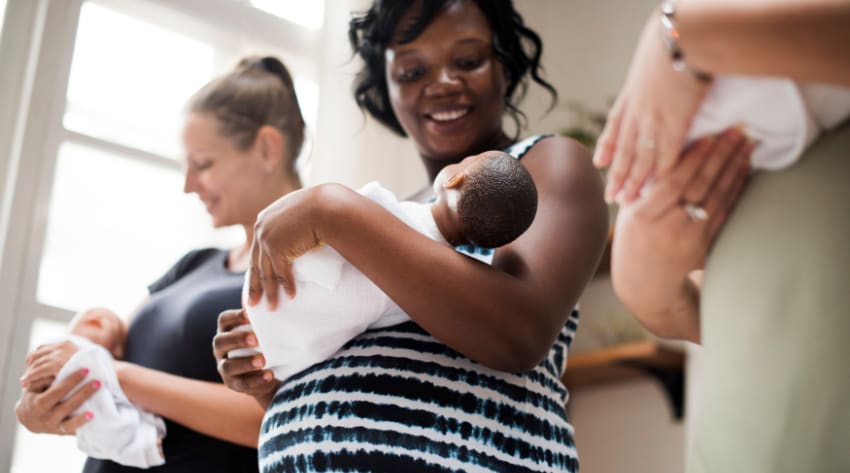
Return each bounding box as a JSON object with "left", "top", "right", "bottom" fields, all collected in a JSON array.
[
  {"left": 15, "top": 367, "right": 98, "bottom": 436},
  {"left": 594, "top": 10, "right": 711, "bottom": 204}
]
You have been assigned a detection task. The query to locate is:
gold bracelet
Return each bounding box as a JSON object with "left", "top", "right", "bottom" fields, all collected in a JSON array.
[{"left": 659, "top": 0, "right": 713, "bottom": 83}]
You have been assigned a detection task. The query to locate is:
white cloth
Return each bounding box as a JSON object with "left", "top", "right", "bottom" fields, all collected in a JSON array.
[
  {"left": 689, "top": 75, "right": 850, "bottom": 170},
  {"left": 243, "top": 182, "right": 445, "bottom": 381},
  {"left": 54, "top": 335, "right": 166, "bottom": 468}
]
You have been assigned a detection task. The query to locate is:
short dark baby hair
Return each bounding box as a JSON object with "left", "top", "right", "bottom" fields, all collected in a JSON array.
[{"left": 457, "top": 151, "right": 537, "bottom": 248}]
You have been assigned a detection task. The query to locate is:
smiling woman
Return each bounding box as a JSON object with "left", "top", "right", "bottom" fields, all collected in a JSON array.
[
  {"left": 15, "top": 55, "right": 307, "bottom": 473},
  {"left": 212, "top": 1, "right": 609, "bottom": 472}
]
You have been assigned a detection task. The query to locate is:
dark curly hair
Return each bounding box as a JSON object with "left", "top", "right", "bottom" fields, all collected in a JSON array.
[
  {"left": 457, "top": 151, "right": 537, "bottom": 248},
  {"left": 349, "top": 0, "right": 557, "bottom": 138}
]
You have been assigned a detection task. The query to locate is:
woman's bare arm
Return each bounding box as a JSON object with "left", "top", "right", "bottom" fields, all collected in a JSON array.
[
  {"left": 116, "top": 362, "right": 264, "bottom": 448},
  {"left": 289, "top": 137, "right": 609, "bottom": 372},
  {"left": 678, "top": 0, "right": 850, "bottom": 86}
]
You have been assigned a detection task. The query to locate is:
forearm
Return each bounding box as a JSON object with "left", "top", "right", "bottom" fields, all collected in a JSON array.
[
  {"left": 115, "top": 362, "right": 264, "bottom": 448},
  {"left": 617, "top": 277, "right": 701, "bottom": 343},
  {"left": 318, "top": 183, "right": 545, "bottom": 370},
  {"left": 313, "top": 175, "right": 605, "bottom": 372},
  {"left": 675, "top": 0, "right": 850, "bottom": 86}
]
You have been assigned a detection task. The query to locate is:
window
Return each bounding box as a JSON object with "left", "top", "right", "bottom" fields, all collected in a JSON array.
[
  {"left": 64, "top": 2, "right": 216, "bottom": 159},
  {"left": 37, "top": 142, "right": 243, "bottom": 315},
  {"left": 0, "top": 0, "right": 7, "bottom": 38},
  {"left": 5, "top": 0, "right": 322, "bottom": 470},
  {"left": 251, "top": 0, "right": 323, "bottom": 30}
]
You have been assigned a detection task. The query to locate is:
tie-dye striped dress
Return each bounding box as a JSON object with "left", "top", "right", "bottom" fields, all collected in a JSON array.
[{"left": 258, "top": 135, "right": 580, "bottom": 472}]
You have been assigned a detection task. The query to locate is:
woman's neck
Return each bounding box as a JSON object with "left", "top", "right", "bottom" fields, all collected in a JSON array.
[
  {"left": 423, "top": 131, "right": 514, "bottom": 182},
  {"left": 229, "top": 176, "right": 302, "bottom": 272},
  {"left": 228, "top": 239, "right": 252, "bottom": 273}
]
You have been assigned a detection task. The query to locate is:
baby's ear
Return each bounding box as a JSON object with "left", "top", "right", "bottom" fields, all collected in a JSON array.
[{"left": 444, "top": 172, "right": 466, "bottom": 189}]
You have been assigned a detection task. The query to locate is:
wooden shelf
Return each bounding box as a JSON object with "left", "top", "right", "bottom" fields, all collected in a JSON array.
[{"left": 562, "top": 340, "right": 686, "bottom": 419}]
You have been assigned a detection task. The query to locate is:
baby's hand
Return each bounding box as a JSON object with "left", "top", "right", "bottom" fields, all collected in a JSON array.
[{"left": 21, "top": 340, "right": 80, "bottom": 391}]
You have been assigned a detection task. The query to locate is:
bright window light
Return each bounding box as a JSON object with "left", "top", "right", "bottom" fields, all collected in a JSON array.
[
  {"left": 65, "top": 2, "right": 215, "bottom": 159},
  {"left": 37, "top": 142, "right": 243, "bottom": 316},
  {"left": 0, "top": 0, "right": 7, "bottom": 39},
  {"left": 251, "top": 0, "right": 323, "bottom": 29}
]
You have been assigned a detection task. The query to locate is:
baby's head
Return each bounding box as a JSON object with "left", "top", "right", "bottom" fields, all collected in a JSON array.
[
  {"left": 68, "top": 307, "right": 126, "bottom": 359},
  {"left": 432, "top": 150, "right": 537, "bottom": 248}
]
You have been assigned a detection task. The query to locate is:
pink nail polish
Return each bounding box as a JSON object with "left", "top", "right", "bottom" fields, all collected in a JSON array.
[
  {"left": 81, "top": 368, "right": 90, "bottom": 376},
  {"left": 85, "top": 411, "right": 94, "bottom": 420},
  {"left": 92, "top": 380, "right": 101, "bottom": 390}
]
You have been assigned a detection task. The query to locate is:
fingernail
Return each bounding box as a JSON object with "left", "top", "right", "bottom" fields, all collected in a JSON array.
[
  {"left": 252, "top": 357, "right": 263, "bottom": 368},
  {"left": 85, "top": 411, "right": 94, "bottom": 420},
  {"left": 263, "top": 371, "right": 273, "bottom": 382},
  {"left": 20, "top": 378, "right": 27, "bottom": 387},
  {"left": 81, "top": 368, "right": 90, "bottom": 376},
  {"left": 246, "top": 335, "right": 257, "bottom": 347},
  {"left": 723, "top": 128, "right": 744, "bottom": 143},
  {"left": 92, "top": 380, "right": 101, "bottom": 390}
]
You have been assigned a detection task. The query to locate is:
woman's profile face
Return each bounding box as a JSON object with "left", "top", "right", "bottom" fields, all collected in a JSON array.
[
  {"left": 385, "top": 0, "right": 507, "bottom": 167},
  {"left": 181, "top": 112, "right": 269, "bottom": 228}
]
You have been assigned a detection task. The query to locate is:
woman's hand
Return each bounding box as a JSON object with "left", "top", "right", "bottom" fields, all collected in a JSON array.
[
  {"left": 611, "top": 128, "right": 752, "bottom": 341},
  {"left": 594, "top": 10, "right": 712, "bottom": 204},
  {"left": 15, "top": 367, "right": 99, "bottom": 435},
  {"left": 212, "top": 309, "right": 279, "bottom": 408},
  {"left": 248, "top": 187, "right": 326, "bottom": 309},
  {"left": 21, "top": 341, "right": 80, "bottom": 392}
]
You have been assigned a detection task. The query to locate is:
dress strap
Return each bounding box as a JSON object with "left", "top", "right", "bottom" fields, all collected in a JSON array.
[{"left": 505, "top": 133, "right": 556, "bottom": 160}]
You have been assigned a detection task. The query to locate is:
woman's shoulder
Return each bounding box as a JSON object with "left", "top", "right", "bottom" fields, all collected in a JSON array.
[{"left": 517, "top": 134, "right": 600, "bottom": 195}]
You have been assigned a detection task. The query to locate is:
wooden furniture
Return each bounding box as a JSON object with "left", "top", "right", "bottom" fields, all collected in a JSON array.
[{"left": 562, "top": 340, "right": 686, "bottom": 419}]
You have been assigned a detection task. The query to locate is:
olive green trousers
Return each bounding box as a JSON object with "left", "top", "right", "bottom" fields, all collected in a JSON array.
[{"left": 690, "top": 121, "right": 850, "bottom": 473}]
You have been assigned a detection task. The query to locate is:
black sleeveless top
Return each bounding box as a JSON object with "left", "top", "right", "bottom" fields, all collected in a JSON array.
[{"left": 83, "top": 248, "right": 258, "bottom": 473}]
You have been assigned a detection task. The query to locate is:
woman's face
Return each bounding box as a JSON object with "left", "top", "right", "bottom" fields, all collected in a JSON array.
[
  {"left": 181, "top": 113, "right": 270, "bottom": 228},
  {"left": 385, "top": 0, "right": 508, "bottom": 166}
]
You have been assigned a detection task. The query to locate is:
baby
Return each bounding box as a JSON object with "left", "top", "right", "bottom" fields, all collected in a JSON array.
[
  {"left": 41, "top": 308, "right": 166, "bottom": 468},
  {"left": 234, "top": 150, "right": 538, "bottom": 381},
  {"left": 688, "top": 76, "right": 850, "bottom": 171}
]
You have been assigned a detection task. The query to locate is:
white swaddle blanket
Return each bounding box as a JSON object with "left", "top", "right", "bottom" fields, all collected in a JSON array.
[
  {"left": 689, "top": 76, "right": 850, "bottom": 170},
  {"left": 239, "top": 182, "right": 443, "bottom": 381},
  {"left": 55, "top": 335, "right": 166, "bottom": 468}
]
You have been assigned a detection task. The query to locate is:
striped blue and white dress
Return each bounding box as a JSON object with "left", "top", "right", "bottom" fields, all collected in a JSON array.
[{"left": 258, "top": 135, "right": 580, "bottom": 472}]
